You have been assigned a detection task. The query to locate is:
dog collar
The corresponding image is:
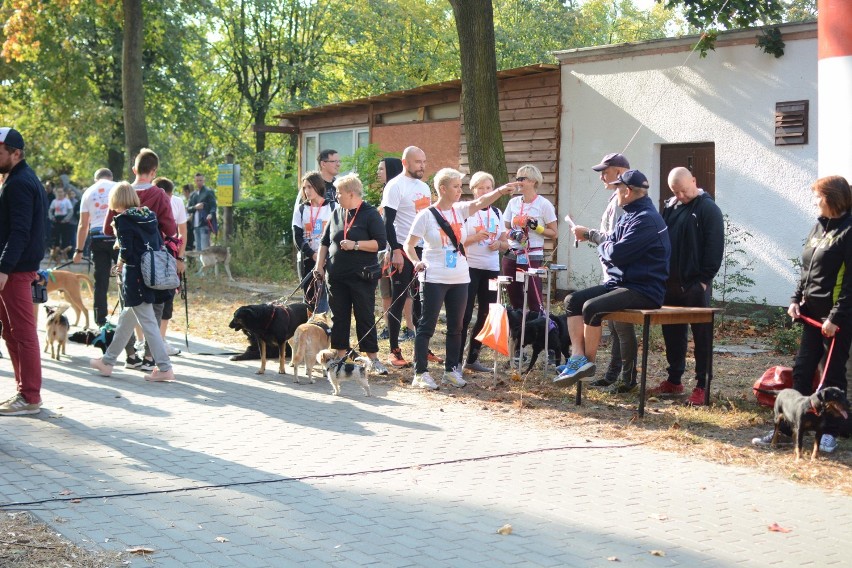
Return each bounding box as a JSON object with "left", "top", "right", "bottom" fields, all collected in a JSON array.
[{"left": 808, "top": 400, "right": 821, "bottom": 416}]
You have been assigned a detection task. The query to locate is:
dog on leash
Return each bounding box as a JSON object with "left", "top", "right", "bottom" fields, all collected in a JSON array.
[
  {"left": 772, "top": 387, "right": 850, "bottom": 461},
  {"left": 506, "top": 309, "right": 570, "bottom": 373},
  {"left": 47, "top": 245, "right": 73, "bottom": 267},
  {"left": 288, "top": 312, "right": 331, "bottom": 384},
  {"left": 317, "top": 349, "right": 372, "bottom": 396},
  {"left": 44, "top": 304, "right": 71, "bottom": 360},
  {"left": 37, "top": 269, "right": 93, "bottom": 329},
  {"left": 228, "top": 302, "right": 311, "bottom": 375},
  {"left": 186, "top": 245, "right": 234, "bottom": 281}
]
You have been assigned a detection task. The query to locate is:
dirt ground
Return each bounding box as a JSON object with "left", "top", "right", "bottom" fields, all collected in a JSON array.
[{"left": 8, "top": 274, "right": 850, "bottom": 566}]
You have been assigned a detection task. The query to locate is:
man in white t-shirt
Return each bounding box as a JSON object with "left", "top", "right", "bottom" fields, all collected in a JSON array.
[
  {"left": 73, "top": 168, "right": 116, "bottom": 326},
  {"left": 381, "top": 146, "right": 434, "bottom": 368}
]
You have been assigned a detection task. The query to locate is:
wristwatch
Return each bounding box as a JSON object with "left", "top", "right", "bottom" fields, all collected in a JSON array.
[
  {"left": 354, "top": 241, "right": 360, "bottom": 251},
  {"left": 75, "top": 249, "right": 84, "bottom": 254}
]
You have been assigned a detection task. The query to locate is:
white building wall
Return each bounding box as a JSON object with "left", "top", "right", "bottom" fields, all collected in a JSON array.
[{"left": 557, "top": 30, "right": 818, "bottom": 306}]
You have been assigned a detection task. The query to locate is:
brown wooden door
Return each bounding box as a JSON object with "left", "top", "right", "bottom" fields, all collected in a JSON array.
[{"left": 659, "top": 143, "right": 715, "bottom": 210}]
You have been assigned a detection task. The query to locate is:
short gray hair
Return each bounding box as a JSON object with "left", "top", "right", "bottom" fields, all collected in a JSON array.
[
  {"left": 433, "top": 167, "right": 463, "bottom": 192},
  {"left": 334, "top": 173, "right": 363, "bottom": 197}
]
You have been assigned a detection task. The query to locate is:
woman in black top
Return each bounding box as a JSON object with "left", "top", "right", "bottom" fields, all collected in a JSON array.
[{"left": 315, "top": 174, "right": 388, "bottom": 374}]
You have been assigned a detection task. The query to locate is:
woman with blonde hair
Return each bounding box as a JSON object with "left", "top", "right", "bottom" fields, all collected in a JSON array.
[
  {"left": 459, "top": 171, "right": 509, "bottom": 372},
  {"left": 404, "top": 168, "right": 518, "bottom": 389},
  {"left": 89, "top": 182, "right": 175, "bottom": 382}
]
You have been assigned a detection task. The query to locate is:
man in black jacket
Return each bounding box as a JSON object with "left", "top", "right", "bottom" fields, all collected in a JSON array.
[
  {"left": 187, "top": 173, "right": 217, "bottom": 251},
  {"left": 650, "top": 166, "right": 724, "bottom": 405},
  {"left": 0, "top": 127, "right": 48, "bottom": 415}
]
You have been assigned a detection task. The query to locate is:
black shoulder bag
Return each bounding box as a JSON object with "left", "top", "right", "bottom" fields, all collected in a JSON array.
[{"left": 428, "top": 207, "right": 465, "bottom": 256}]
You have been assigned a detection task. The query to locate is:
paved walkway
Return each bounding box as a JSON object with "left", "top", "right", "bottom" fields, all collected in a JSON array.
[{"left": 0, "top": 329, "right": 850, "bottom": 567}]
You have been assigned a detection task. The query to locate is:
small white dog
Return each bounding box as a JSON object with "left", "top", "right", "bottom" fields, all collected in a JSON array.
[{"left": 316, "top": 349, "right": 372, "bottom": 397}]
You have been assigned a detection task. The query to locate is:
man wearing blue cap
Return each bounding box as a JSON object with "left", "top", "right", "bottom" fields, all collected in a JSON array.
[
  {"left": 554, "top": 169, "right": 671, "bottom": 386},
  {"left": 0, "top": 127, "right": 48, "bottom": 415}
]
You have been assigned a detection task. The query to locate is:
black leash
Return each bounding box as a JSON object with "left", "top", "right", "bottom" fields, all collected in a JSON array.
[{"left": 181, "top": 272, "right": 189, "bottom": 349}]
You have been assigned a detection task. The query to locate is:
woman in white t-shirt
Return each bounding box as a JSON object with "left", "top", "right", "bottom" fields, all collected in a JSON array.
[
  {"left": 293, "top": 171, "right": 335, "bottom": 311},
  {"left": 459, "top": 172, "right": 509, "bottom": 372},
  {"left": 403, "top": 168, "right": 518, "bottom": 390},
  {"left": 501, "top": 164, "right": 558, "bottom": 313}
]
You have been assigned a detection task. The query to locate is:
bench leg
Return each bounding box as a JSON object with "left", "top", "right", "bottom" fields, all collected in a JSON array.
[
  {"left": 575, "top": 379, "right": 582, "bottom": 406},
  {"left": 638, "top": 315, "right": 650, "bottom": 418},
  {"left": 705, "top": 312, "right": 714, "bottom": 406}
]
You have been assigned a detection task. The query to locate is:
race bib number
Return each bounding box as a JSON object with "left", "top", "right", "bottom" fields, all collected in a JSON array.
[
  {"left": 312, "top": 220, "right": 323, "bottom": 237},
  {"left": 516, "top": 252, "right": 528, "bottom": 265},
  {"left": 445, "top": 250, "right": 457, "bottom": 269}
]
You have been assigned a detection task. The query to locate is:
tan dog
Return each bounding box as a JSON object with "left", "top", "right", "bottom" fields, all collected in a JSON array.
[
  {"left": 186, "top": 246, "right": 234, "bottom": 281},
  {"left": 288, "top": 312, "right": 331, "bottom": 384},
  {"left": 40, "top": 270, "right": 93, "bottom": 328},
  {"left": 317, "top": 349, "right": 372, "bottom": 397},
  {"left": 44, "top": 304, "right": 71, "bottom": 360},
  {"left": 48, "top": 245, "right": 73, "bottom": 267}
]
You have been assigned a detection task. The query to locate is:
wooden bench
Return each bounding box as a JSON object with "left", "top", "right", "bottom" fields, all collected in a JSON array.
[{"left": 575, "top": 307, "right": 723, "bottom": 417}]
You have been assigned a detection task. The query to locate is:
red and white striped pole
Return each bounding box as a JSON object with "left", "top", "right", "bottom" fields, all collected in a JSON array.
[{"left": 818, "top": 0, "right": 852, "bottom": 181}]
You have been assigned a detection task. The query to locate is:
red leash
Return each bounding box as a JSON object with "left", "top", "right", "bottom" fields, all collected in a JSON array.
[{"left": 798, "top": 314, "right": 838, "bottom": 391}]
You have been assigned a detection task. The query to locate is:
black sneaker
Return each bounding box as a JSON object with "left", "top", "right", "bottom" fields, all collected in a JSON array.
[
  {"left": 607, "top": 379, "right": 638, "bottom": 394},
  {"left": 400, "top": 328, "right": 416, "bottom": 342},
  {"left": 378, "top": 328, "right": 389, "bottom": 340},
  {"left": 125, "top": 355, "right": 144, "bottom": 369},
  {"left": 591, "top": 377, "right": 617, "bottom": 388},
  {"left": 139, "top": 359, "right": 155, "bottom": 372}
]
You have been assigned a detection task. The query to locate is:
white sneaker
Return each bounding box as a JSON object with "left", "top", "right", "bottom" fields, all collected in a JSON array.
[
  {"left": 370, "top": 359, "right": 388, "bottom": 376},
  {"left": 166, "top": 344, "right": 182, "bottom": 356},
  {"left": 819, "top": 434, "right": 838, "bottom": 453},
  {"left": 0, "top": 393, "right": 42, "bottom": 416},
  {"left": 412, "top": 372, "right": 438, "bottom": 390},
  {"left": 442, "top": 366, "right": 467, "bottom": 388}
]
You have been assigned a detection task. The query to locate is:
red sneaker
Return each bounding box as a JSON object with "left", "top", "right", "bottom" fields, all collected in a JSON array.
[
  {"left": 427, "top": 350, "right": 444, "bottom": 364},
  {"left": 388, "top": 348, "right": 411, "bottom": 368},
  {"left": 686, "top": 387, "right": 706, "bottom": 406},
  {"left": 648, "top": 380, "right": 684, "bottom": 395}
]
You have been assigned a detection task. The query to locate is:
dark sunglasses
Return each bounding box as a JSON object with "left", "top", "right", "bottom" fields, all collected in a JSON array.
[{"left": 516, "top": 176, "right": 528, "bottom": 182}]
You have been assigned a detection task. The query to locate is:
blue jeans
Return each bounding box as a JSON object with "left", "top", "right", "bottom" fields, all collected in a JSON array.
[{"left": 194, "top": 226, "right": 211, "bottom": 251}]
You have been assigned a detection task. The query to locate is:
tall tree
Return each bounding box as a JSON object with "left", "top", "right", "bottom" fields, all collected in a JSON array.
[
  {"left": 122, "top": 0, "right": 148, "bottom": 175},
  {"left": 447, "top": 0, "right": 507, "bottom": 184}
]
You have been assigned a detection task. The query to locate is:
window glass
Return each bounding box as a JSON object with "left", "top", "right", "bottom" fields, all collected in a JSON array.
[
  {"left": 318, "top": 131, "right": 354, "bottom": 159},
  {"left": 303, "top": 135, "right": 317, "bottom": 173},
  {"left": 357, "top": 130, "right": 369, "bottom": 149}
]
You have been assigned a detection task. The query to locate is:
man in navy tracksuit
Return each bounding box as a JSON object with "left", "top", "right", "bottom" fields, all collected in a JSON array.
[
  {"left": 555, "top": 170, "right": 671, "bottom": 387},
  {"left": 0, "top": 127, "right": 48, "bottom": 415},
  {"left": 650, "top": 167, "right": 724, "bottom": 405}
]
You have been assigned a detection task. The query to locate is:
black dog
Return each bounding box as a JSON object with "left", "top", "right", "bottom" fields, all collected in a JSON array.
[
  {"left": 506, "top": 309, "right": 571, "bottom": 374},
  {"left": 68, "top": 324, "right": 115, "bottom": 354},
  {"left": 772, "top": 387, "right": 849, "bottom": 461},
  {"left": 229, "top": 302, "right": 310, "bottom": 374}
]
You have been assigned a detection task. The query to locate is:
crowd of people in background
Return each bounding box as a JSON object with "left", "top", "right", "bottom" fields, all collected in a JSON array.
[{"left": 0, "top": 127, "right": 849, "bottom": 456}]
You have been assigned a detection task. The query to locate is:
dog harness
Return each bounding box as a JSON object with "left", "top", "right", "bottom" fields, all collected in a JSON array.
[
  {"left": 262, "top": 305, "right": 281, "bottom": 331},
  {"left": 309, "top": 321, "right": 332, "bottom": 337}
]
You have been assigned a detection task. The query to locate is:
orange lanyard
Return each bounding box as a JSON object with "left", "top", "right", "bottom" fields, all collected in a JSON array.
[
  {"left": 519, "top": 195, "right": 537, "bottom": 221},
  {"left": 440, "top": 207, "right": 460, "bottom": 241},
  {"left": 307, "top": 201, "right": 320, "bottom": 230},
  {"left": 343, "top": 203, "right": 362, "bottom": 240}
]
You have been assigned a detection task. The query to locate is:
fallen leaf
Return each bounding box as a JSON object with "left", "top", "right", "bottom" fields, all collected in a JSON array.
[
  {"left": 650, "top": 514, "right": 669, "bottom": 521},
  {"left": 649, "top": 550, "right": 666, "bottom": 557},
  {"left": 70, "top": 499, "right": 81, "bottom": 504},
  {"left": 497, "top": 523, "right": 513, "bottom": 535},
  {"left": 59, "top": 489, "right": 73, "bottom": 496},
  {"left": 607, "top": 557, "right": 620, "bottom": 562},
  {"left": 215, "top": 536, "right": 229, "bottom": 543},
  {"left": 126, "top": 546, "right": 156, "bottom": 554},
  {"left": 768, "top": 523, "right": 792, "bottom": 533}
]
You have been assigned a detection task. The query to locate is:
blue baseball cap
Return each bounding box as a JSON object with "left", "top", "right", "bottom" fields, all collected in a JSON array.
[
  {"left": 591, "top": 152, "right": 630, "bottom": 172},
  {"left": 0, "top": 127, "right": 24, "bottom": 150},
  {"left": 614, "top": 169, "right": 649, "bottom": 190}
]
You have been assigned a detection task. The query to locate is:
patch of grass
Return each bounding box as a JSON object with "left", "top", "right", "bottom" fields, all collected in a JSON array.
[{"left": 227, "top": 220, "right": 297, "bottom": 283}]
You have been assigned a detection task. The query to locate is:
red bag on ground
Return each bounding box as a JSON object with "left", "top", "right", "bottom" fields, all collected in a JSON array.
[{"left": 752, "top": 366, "right": 820, "bottom": 407}]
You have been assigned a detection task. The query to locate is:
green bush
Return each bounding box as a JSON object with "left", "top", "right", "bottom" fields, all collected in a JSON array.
[
  {"left": 772, "top": 325, "right": 800, "bottom": 355},
  {"left": 342, "top": 144, "right": 401, "bottom": 207}
]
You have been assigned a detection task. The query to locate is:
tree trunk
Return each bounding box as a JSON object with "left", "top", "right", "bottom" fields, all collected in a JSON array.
[
  {"left": 122, "top": 0, "right": 148, "bottom": 176},
  {"left": 253, "top": 107, "right": 267, "bottom": 182},
  {"left": 448, "top": 0, "right": 508, "bottom": 186}
]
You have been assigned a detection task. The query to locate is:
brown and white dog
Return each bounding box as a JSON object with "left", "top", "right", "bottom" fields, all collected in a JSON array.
[
  {"left": 186, "top": 245, "right": 234, "bottom": 281},
  {"left": 288, "top": 312, "right": 331, "bottom": 384},
  {"left": 44, "top": 304, "right": 71, "bottom": 360},
  {"left": 36, "top": 270, "right": 93, "bottom": 329},
  {"left": 317, "top": 349, "right": 372, "bottom": 397},
  {"left": 47, "top": 245, "right": 73, "bottom": 267}
]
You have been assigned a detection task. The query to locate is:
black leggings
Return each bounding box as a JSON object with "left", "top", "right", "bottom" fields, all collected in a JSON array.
[
  {"left": 327, "top": 276, "right": 378, "bottom": 353},
  {"left": 460, "top": 267, "right": 497, "bottom": 364},
  {"left": 565, "top": 285, "right": 658, "bottom": 327},
  {"left": 388, "top": 248, "right": 422, "bottom": 350},
  {"left": 414, "top": 282, "right": 467, "bottom": 374}
]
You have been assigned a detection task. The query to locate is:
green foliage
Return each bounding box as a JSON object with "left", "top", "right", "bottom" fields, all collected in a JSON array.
[
  {"left": 756, "top": 27, "right": 785, "bottom": 58},
  {"left": 772, "top": 325, "right": 800, "bottom": 355},
  {"left": 234, "top": 167, "right": 298, "bottom": 246},
  {"left": 341, "top": 144, "right": 400, "bottom": 207},
  {"left": 228, "top": 217, "right": 297, "bottom": 282},
  {"left": 713, "top": 214, "right": 756, "bottom": 304}
]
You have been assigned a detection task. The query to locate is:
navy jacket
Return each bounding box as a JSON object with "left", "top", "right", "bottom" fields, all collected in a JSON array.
[
  {"left": 599, "top": 195, "right": 671, "bottom": 306},
  {"left": 662, "top": 192, "right": 724, "bottom": 289},
  {"left": 0, "top": 160, "right": 47, "bottom": 274}
]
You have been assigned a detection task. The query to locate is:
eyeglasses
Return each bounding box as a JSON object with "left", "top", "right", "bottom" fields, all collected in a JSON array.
[
  {"left": 323, "top": 160, "right": 341, "bottom": 164},
  {"left": 516, "top": 176, "right": 528, "bottom": 182}
]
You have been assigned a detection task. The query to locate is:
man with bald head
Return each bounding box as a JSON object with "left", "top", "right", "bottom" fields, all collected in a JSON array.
[
  {"left": 650, "top": 167, "right": 724, "bottom": 405},
  {"left": 381, "top": 146, "right": 432, "bottom": 368}
]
